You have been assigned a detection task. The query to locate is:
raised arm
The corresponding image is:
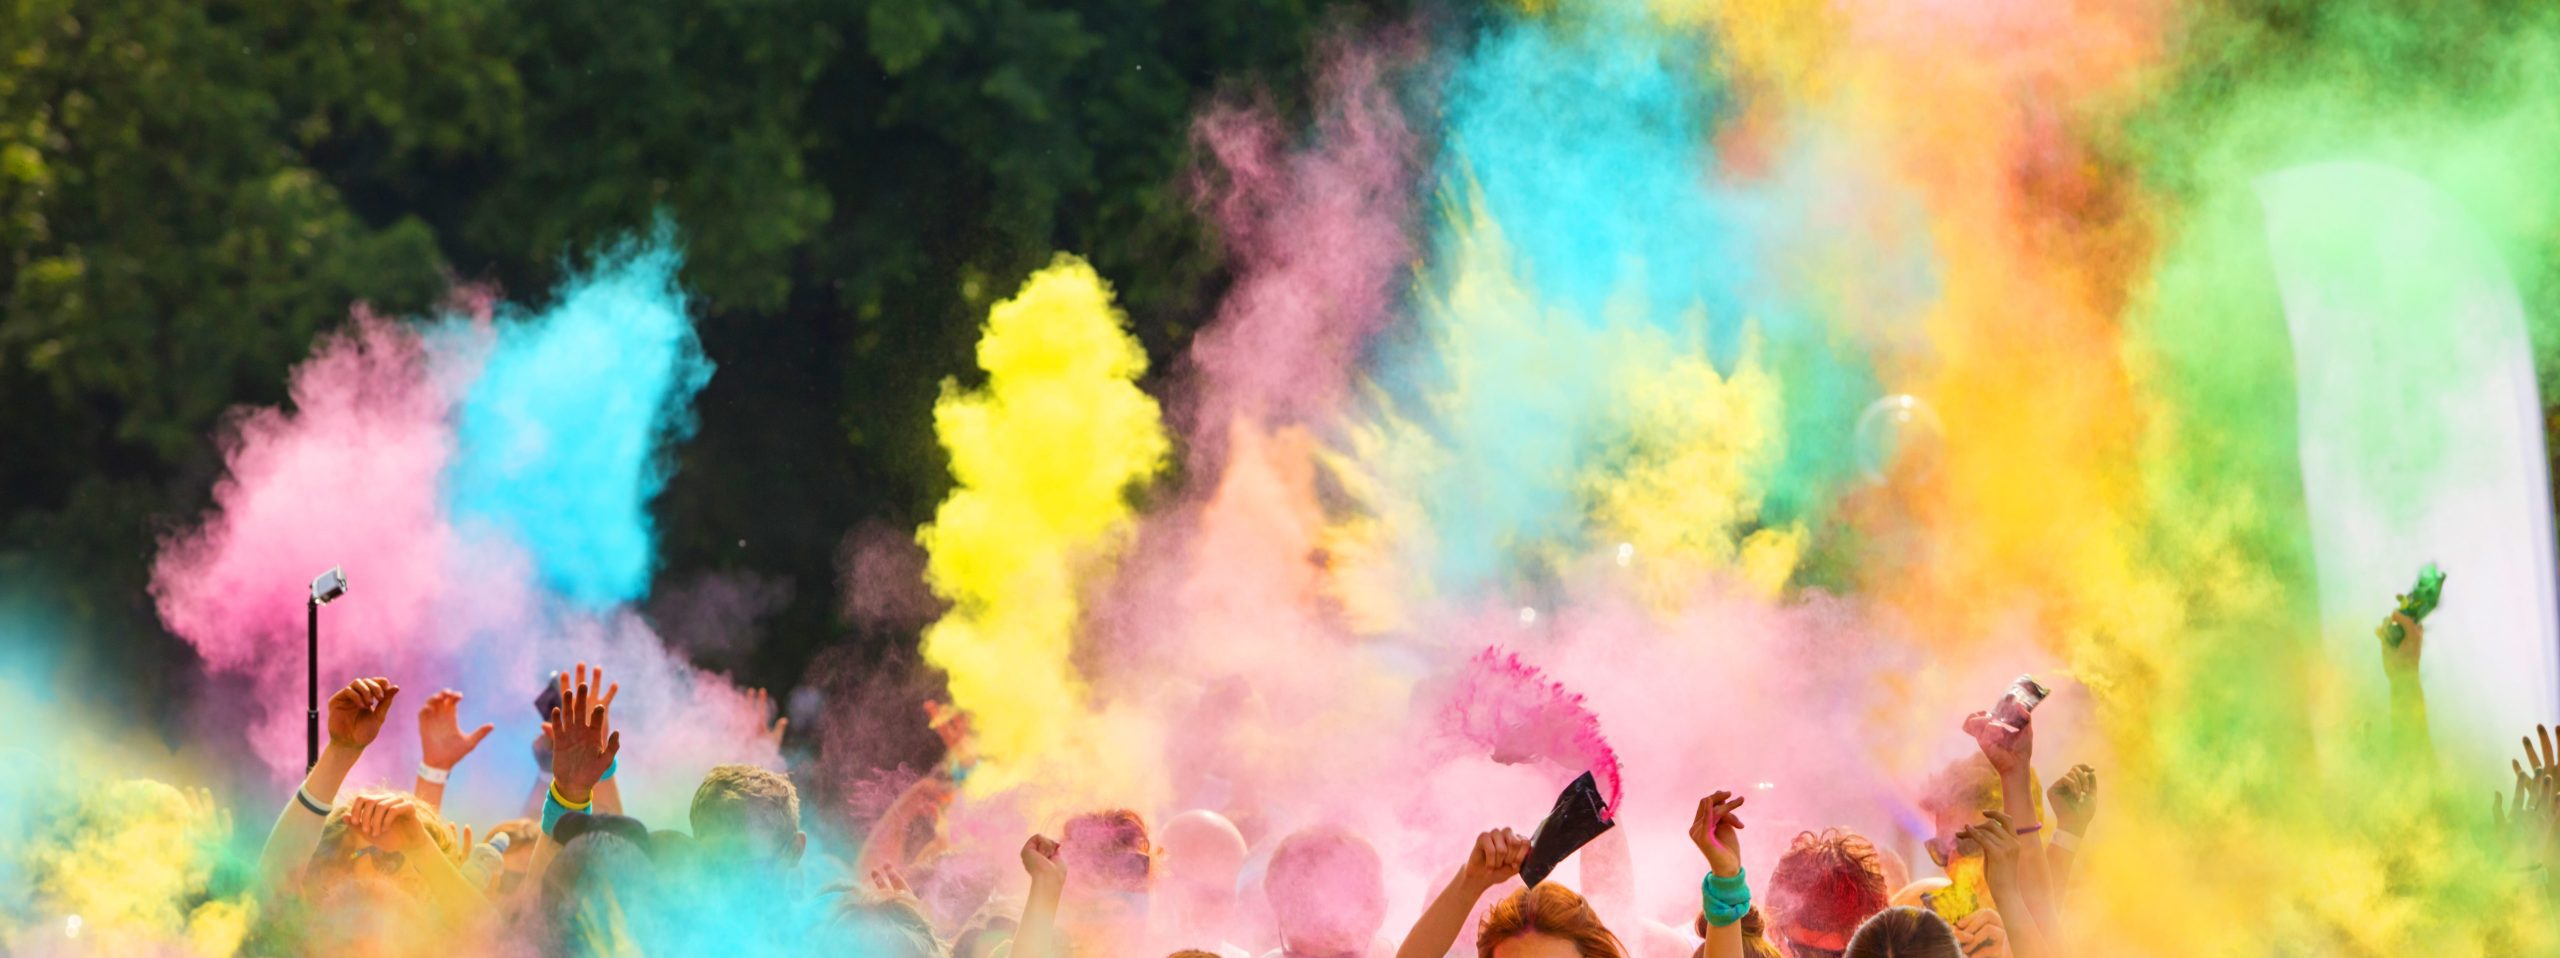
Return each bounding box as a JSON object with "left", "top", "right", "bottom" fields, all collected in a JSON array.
[
  {"left": 1965, "top": 812, "right": 2052, "bottom": 958},
  {"left": 853, "top": 772, "right": 955, "bottom": 880},
  {"left": 1688, "top": 791, "right": 1751, "bottom": 958},
  {"left": 1396, "top": 828, "right": 1528, "bottom": 958},
  {"left": 347, "top": 791, "right": 489, "bottom": 923},
  {"left": 2379, "top": 612, "right": 2432, "bottom": 757},
  {"left": 257, "top": 676, "right": 398, "bottom": 891},
  {"left": 2496, "top": 725, "right": 2560, "bottom": 897},
  {"left": 534, "top": 663, "right": 621, "bottom": 874},
  {"left": 2043, "top": 764, "right": 2096, "bottom": 891},
  {"left": 414, "top": 689, "right": 494, "bottom": 813},
  {"left": 1965, "top": 710, "right": 2059, "bottom": 932},
  {"left": 1013, "top": 834, "right": 1068, "bottom": 958}
]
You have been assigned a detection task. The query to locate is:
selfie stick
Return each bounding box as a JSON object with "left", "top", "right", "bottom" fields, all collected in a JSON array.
[{"left": 308, "top": 567, "right": 348, "bottom": 770}]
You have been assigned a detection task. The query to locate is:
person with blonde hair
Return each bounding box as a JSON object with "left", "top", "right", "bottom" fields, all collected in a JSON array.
[
  {"left": 307, "top": 790, "right": 488, "bottom": 925},
  {"left": 1839, "top": 908, "right": 1960, "bottom": 958},
  {"left": 1475, "top": 883, "right": 1627, "bottom": 958},
  {"left": 691, "top": 762, "right": 807, "bottom": 871}
]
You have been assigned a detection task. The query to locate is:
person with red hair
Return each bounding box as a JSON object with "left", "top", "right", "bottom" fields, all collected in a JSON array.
[{"left": 1763, "top": 829, "right": 1890, "bottom": 958}]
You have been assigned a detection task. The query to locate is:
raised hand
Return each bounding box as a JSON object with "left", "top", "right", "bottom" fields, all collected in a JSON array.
[
  {"left": 187, "top": 786, "right": 233, "bottom": 862},
  {"left": 1022, "top": 834, "right": 1066, "bottom": 886},
  {"left": 419, "top": 689, "right": 495, "bottom": 771},
  {"left": 1689, "top": 791, "right": 1748, "bottom": 877},
  {"left": 348, "top": 792, "right": 435, "bottom": 854},
  {"left": 1953, "top": 908, "right": 2011, "bottom": 958},
  {"left": 1965, "top": 811, "right": 2056, "bottom": 958},
  {"left": 1015, "top": 834, "right": 1070, "bottom": 958},
  {"left": 187, "top": 786, "right": 230, "bottom": 836},
  {"left": 327, "top": 677, "right": 401, "bottom": 750},
  {"left": 2376, "top": 611, "right": 2425, "bottom": 682},
  {"left": 1963, "top": 709, "right": 2033, "bottom": 777},
  {"left": 869, "top": 864, "right": 915, "bottom": 898},
  {"left": 2046, "top": 765, "right": 2097, "bottom": 836},
  {"left": 1395, "top": 827, "right": 1532, "bottom": 958},
  {"left": 2518, "top": 724, "right": 2557, "bottom": 791},
  {"left": 1962, "top": 811, "right": 2026, "bottom": 887},
  {"left": 547, "top": 663, "right": 621, "bottom": 805},
  {"left": 748, "top": 688, "right": 789, "bottom": 749},
  {"left": 1458, "top": 827, "right": 1530, "bottom": 892},
  {"left": 2495, "top": 761, "right": 2560, "bottom": 840}
]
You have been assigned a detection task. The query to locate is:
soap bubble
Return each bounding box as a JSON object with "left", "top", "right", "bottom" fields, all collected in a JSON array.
[{"left": 1855, "top": 394, "right": 1944, "bottom": 482}]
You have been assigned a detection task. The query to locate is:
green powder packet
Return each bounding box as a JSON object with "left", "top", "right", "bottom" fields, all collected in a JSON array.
[{"left": 2382, "top": 563, "right": 2447, "bottom": 646}]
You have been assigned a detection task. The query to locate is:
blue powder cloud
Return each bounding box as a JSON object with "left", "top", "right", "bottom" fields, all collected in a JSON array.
[{"left": 446, "top": 226, "right": 713, "bottom": 608}]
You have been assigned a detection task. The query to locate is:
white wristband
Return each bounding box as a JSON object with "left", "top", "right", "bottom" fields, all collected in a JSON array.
[
  {"left": 2052, "top": 829, "right": 2081, "bottom": 852},
  {"left": 416, "top": 763, "right": 451, "bottom": 785}
]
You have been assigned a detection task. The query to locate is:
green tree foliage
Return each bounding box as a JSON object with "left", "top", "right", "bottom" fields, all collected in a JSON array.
[{"left": 0, "top": 0, "right": 1388, "bottom": 701}]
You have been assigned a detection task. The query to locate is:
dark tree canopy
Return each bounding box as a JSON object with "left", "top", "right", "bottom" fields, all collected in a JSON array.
[{"left": 0, "top": 0, "right": 1392, "bottom": 720}]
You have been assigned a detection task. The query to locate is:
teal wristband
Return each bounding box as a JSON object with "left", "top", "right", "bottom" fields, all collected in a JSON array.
[
  {"left": 1702, "top": 868, "right": 1751, "bottom": 927},
  {"left": 543, "top": 785, "right": 585, "bottom": 837},
  {"left": 600, "top": 757, "right": 618, "bottom": 781}
]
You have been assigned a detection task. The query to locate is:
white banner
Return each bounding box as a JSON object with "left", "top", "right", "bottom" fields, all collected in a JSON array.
[{"left": 2260, "top": 160, "right": 2558, "bottom": 752}]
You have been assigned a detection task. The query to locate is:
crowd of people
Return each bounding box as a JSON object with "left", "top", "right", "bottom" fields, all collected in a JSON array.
[{"left": 212, "top": 608, "right": 2545, "bottom": 957}]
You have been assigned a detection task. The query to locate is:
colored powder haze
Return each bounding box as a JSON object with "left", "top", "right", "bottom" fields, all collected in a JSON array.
[{"left": 13, "top": 0, "right": 2560, "bottom": 955}]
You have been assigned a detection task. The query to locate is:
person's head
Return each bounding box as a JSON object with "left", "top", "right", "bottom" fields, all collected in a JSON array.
[
  {"left": 1264, "top": 825, "right": 1387, "bottom": 958},
  {"left": 1161, "top": 809, "right": 1249, "bottom": 903},
  {"left": 491, "top": 817, "right": 541, "bottom": 877},
  {"left": 1839, "top": 907, "right": 1959, "bottom": 958},
  {"left": 1061, "top": 808, "right": 1155, "bottom": 892},
  {"left": 542, "top": 832, "right": 659, "bottom": 956},
  {"left": 951, "top": 895, "right": 1019, "bottom": 958},
  {"left": 832, "top": 891, "right": 944, "bottom": 958},
  {"left": 1765, "top": 829, "right": 1889, "bottom": 958},
  {"left": 1168, "top": 952, "right": 1224, "bottom": 958},
  {"left": 555, "top": 812, "right": 653, "bottom": 854},
  {"left": 1918, "top": 758, "right": 2040, "bottom": 869},
  {"left": 1691, "top": 908, "right": 1784, "bottom": 958},
  {"left": 690, "top": 764, "right": 806, "bottom": 870},
  {"left": 1059, "top": 809, "right": 1154, "bottom": 950},
  {"left": 307, "top": 790, "right": 462, "bottom": 895},
  {"left": 1871, "top": 844, "right": 1910, "bottom": 896},
  {"left": 1477, "top": 883, "right": 1626, "bottom": 958},
  {"left": 650, "top": 828, "right": 698, "bottom": 875},
  {"left": 301, "top": 866, "right": 438, "bottom": 957},
  {"left": 1738, "top": 908, "right": 1786, "bottom": 958},
  {"left": 1885, "top": 879, "right": 1948, "bottom": 912},
  {"left": 926, "top": 700, "right": 973, "bottom": 754}
]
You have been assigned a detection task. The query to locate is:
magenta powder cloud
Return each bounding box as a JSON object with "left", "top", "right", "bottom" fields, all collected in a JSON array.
[
  {"left": 151, "top": 314, "right": 468, "bottom": 773},
  {"left": 150, "top": 239, "right": 775, "bottom": 819},
  {"left": 1436, "top": 646, "right": 1626, "bottom": 815},
  {"left": 1185, "top": 37, "right": 1422, "bottom": 449}
]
